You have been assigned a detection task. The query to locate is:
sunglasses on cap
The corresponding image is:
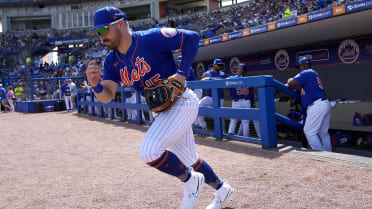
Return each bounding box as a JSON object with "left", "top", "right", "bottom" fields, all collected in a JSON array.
[{"left": 96, "top": 18, "right": 124, "bottom": 36}]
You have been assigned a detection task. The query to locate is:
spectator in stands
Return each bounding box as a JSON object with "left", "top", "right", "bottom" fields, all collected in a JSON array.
[
  {"left": 336, "top": 0, "right": 346, "bottom": 5},
  {"left": 38, "top": 81, "right": 48, "bottom": 100},
  {"left": 26, "top": 57, "right": 32, "bottom": 66},
  {"left": 0, "top": 0, "right": 353, "bottom": 99},
  {"left": 317, "top": 0, "right": 328, "bottom": 9},
  {"left": 284, "top": 6, "right": 291, "bottom": 18},
  {"left": 52, "top": 88, "right": 61, "bottom": 100},
  {"left": 56, "top": 67, "right": 62, "bottom": 77},
  {"left": 14, "top": 83, "right": 24, "bottom": 101}
]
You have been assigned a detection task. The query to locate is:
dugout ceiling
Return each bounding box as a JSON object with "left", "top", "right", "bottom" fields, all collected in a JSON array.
[{"left": 190, "top": 9, "right": 372, "bottom": 62}]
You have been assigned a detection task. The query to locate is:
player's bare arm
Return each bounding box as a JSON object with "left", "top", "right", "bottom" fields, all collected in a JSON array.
[{"left": 86, "top": 60, "right": 118, "bottom": 103}]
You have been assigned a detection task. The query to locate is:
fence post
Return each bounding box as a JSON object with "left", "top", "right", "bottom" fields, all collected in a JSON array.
[
  {"left": 110, "top": 105, "right": 114, "bottom": 120},
  {"left": 120, "top": 90, "right": 126, "bottom": 122},
  {"left": 258, "top": 84, "right": 277, "bottom": 148},
  {"left": 30, "top": 79, "right": 34, "bottom": 101},
  {"left": 99, "top": 104, "right": 104, "bottom": 117},
  {"left": 77, "top": 92, "right": 82, "bottom": 114},
  {"left": 83, "top": 93, "right": 87, "bottom": 114},
  {"left": 90, "top": 92, "right": 95, "bottom": 116},
  {"left": 136, "top": 91, "right": 143, "bottom": 124},
  {"left": 212, "top": 88, "right": 223, "bottom": 140}
]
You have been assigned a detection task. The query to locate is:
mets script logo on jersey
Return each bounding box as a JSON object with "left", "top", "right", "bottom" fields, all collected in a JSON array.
[
  {"left": 338, "top": 39, "right": 359, "bottom": 64},
  {"left": 160, "top": 28, "right": 177, "bottom": 38},
  {"left": 274, "top": 49, "right": 289, "bottom": 71},
  {"left": 119, "top": 56, "right": 151, "bottom": 86}
]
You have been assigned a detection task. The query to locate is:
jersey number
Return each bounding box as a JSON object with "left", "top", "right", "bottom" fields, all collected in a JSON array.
[
  {"left": 301, "top": 88, "right": 305, "bottom": 96},
  {"left": 236, "top": 87, "right": 249, "bottom": 95},
  {"left": 316, "top": 77, "right": 324, "bottom": 89},
  {"left": 145, "top": 73, "right": 161, "bottom": 86}
]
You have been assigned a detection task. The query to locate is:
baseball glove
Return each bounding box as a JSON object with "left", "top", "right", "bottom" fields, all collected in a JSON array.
[{"left": 144, "top": 77, "right": 185, "bottom": 113}]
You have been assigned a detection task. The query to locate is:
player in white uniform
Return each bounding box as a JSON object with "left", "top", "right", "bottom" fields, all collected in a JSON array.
[
  {"left": 227, "top": 63, "right": 261, "bottom": 138},
  {"left": 287, "top": 57, "right": 332, "bottom": 151},
  {"left": 86, "top": 7, "right": 233, "bottom": 209},
  {"left": 62, "top": 79, "right": 72, "bottom": 112}
]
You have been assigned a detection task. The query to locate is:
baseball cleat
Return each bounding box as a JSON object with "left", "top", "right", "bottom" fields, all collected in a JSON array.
[
  {"left": 206, "top": 182, "right": 234, "bottom": 209},
  {"left": 180, "top": 170, "right": 205, "bottom": 209}
]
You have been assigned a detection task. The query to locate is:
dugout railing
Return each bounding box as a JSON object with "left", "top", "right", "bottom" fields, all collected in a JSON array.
[
  {"left": 76, "top": 75, "right": 303, "bottom": 148},
  {"left": 77, "top": 87, "right": 152, "bottom": 125}
]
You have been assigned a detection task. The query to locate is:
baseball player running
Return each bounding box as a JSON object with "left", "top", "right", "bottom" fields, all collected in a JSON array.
[
  {"left": 86, "top": 7, "right": 233, "bottom": 209},
  {"left": 194, "top": 59, "right": 226, "bottom": 130},
  {"left": 287, "top": 57, "right": 332, "bottom": 151}
]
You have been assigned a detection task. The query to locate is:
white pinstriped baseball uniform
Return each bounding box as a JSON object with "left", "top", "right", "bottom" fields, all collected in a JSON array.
[
  {"left": 94, "top": 11, "right": 234, "bottom": 206},
  {"left": 140, "top": 88, "right": 199, "bottom": 166}
]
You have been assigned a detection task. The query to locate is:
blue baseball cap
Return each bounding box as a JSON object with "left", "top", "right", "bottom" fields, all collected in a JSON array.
[
  {"left": 213, "top": 59, "right": 224, "bottom": 65},
  {"left": 90, "top": 7, "right": 127, "bottom": 31},
  {"left": 238, "top": 63, "right": 248, "bottom": 71},
  {"left": 298, "top": 57, "right": 311, "bottom": 65}
]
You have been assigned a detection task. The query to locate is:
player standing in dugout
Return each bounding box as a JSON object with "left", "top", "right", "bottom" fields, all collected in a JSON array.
[
  {"left": 287, "top": 57, "right": 332, "bottom": 152},
  {"left": 86, "top": 7, "right": 234, "bottom": 209}
]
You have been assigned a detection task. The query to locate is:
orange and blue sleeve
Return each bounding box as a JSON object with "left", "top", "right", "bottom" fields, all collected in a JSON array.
[{"left": 157, "top": 28, "right": 200, "bottom": 77}]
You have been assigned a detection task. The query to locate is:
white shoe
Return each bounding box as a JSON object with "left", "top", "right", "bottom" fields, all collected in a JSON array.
[
  {"left": 180, "top": 170, "right": 205, "bottom": 209},
  {"left": 206, "top": 182, "right": 234, "bottom": 209}
]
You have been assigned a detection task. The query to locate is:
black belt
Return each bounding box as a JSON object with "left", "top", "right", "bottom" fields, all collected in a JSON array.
[
  {"left": 233, "top": 99, "right": 248, "bottom": 102},
  {"left": 309, "top": 97, "right": 327, "bottom": 107}
]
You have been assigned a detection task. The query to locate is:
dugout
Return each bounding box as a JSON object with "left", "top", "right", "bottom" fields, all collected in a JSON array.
[{"left": 185, "top": 7, "right": 372, "bottom": 134}]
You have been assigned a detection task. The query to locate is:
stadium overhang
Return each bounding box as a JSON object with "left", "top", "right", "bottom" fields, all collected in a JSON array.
[
  {"left": 166, "top": 0, "right": 206, "bottom": 9},
  {"left": 188, "top": 9, "right": 372, "bottom": 62}
]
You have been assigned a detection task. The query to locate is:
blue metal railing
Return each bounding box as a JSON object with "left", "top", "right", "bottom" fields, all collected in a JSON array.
[
  {"left": 77, "top": 87, "right": 152, "bottom": 125},
  {"left": 77, "top": 75, "right": 303, "bottom": 148}
]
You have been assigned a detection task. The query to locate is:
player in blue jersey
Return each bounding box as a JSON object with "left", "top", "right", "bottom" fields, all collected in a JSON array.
[
  {"left": 86, "top": 7, "right": 233, "bottom": 209},
  {"left": 194, "top": 59, "right": 226, "bottom": 130},
  {"left": 287, "top": 57, "right": 332, "bottom": 151},
  {"left": 61, "top": 79, "right": 72, "bottom": 112},
  {"left": 0, "top": 84, "right": 9, "bottom": 112},
  {"left": 227, "top": 63, "right": 261, "bottom": 138}
]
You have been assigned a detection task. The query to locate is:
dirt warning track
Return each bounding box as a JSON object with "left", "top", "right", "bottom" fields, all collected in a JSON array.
[{"left": 1, "top": 112, "right": 371, "bottom": 209}]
